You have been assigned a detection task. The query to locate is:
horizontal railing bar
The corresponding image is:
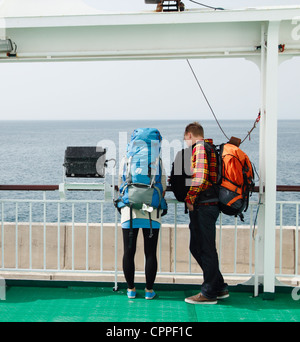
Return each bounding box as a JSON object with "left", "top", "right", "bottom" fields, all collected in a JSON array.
[
  {"left": 134, "top": 271, "right": 253, "bottom": 276},
  {"left": 0, "top": 199, "right": 106, "bottom": 204},
  {"left": 0, "top": 198, "right": 258, "bottom": 205},
  {"left": 0, "top": 185, "right": 59, "bottom": 191},
  {"left": 0, "top": 268, "right": 118, "bottom": 274},
  {"left": 169, "top": 185, "right": 300, "bottom": 193},
  {"left": 275, "top": 274, "right": 300, "bottom": 279},
  {"left": 1, "top": 184, "right": 300, "bottom": 192},
  {"left": 275, "top": 186, "right": 300, "bottom": 192},
  {"left": 0, "top": 268, "right": 253, "bottom": 278}
]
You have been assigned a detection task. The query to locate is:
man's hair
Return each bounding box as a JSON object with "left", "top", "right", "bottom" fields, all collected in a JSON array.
[{"left": 184, "top": 122, "right": 204, "bottom": 138}]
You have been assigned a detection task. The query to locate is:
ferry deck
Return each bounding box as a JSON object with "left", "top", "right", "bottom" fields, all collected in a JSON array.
[{"left": 0, "top": 281, "right": 299, "bottom": 323}]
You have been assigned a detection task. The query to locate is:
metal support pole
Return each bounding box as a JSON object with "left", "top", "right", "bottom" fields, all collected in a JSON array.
[
  {"left": 263, "top": 21, "right": 281, "bottom": 298},
  {"left": 254, "top": 23, "right": 267, "bottom": 297}
]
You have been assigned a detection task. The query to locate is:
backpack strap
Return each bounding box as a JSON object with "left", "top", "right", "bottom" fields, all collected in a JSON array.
[
  {"left": 125, "top": 156, "right": 133, "bottom": 185},
  {"left": 148, "top": 212, "right": 153, "bottom": 239},
  {"left": 204, "top": 142, "right": 213, "bottom": 184},
  {"left": 184, "top": 202, "right": 188, "bottom": 214},
  {"left": 150, "top": 156, "right": 160, "bottom": 188},
  {"left": 128, "top": 204, "right": 134, "bottom": 249},
  {"left": 202, "top": 142, "right": 220, "bottom": 199}
]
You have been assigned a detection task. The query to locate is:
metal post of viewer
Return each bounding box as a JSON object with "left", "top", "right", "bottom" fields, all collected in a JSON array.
[{"left": 0, "top": 277, "right": 6, "bottom": 301}]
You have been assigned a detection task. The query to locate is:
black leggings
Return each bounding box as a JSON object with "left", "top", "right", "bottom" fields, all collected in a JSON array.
[{"left": 122, "top": 228, "right": 159, "bottom": 290}]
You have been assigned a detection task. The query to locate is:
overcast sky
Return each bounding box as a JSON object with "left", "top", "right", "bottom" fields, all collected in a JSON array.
[{"left": 0, "top": 0, "right": 300, "bottom": 121}]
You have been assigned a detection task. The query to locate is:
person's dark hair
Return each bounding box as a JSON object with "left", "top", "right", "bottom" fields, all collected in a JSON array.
[{"left": 184, "top": 122, "right": 204, "bottom": 138}]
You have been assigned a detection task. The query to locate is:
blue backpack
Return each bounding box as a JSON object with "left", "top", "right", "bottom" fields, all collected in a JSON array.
[{"left": 116, "top": 128, "right": 167, "bottom": 236}]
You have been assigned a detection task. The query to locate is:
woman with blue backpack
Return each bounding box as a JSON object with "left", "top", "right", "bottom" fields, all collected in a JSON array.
[{"left": 116, "top": 128, "right": 167, "bottom": 300}]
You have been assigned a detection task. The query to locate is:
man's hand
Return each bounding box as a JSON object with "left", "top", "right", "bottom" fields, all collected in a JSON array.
[{"left": 186, "top": 202, "right": 194, "bottom": 212}]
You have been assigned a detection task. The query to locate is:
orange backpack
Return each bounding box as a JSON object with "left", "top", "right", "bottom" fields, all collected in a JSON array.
[{"left": 217, "top": 143, "right": 255, "bottom": 221}]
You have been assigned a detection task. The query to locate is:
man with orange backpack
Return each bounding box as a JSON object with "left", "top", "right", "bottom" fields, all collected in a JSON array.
[{"left": 183, "top": 122, "right": 228, "bottom": 305}]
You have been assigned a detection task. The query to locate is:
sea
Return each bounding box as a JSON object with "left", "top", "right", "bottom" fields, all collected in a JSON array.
[{"left": 0, "top": 119, "right": 300, "bottom": 226}]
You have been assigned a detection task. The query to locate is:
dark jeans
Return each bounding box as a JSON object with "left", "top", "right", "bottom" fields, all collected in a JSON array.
[{"left": 189, "top": 205, "right": 227, "bottom": 299}]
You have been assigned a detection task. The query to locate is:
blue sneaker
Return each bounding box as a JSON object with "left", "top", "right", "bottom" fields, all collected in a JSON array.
[
  {"left": 145, "top": 290, "right": 156, "bottom": 300},
  {"left": 127, "top": 290, "right": 136, "bottom": 299}
]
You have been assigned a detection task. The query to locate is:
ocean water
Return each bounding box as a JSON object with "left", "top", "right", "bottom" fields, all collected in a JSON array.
[{"left": 0, "top": 120, "right": 299, "bottom": 225}]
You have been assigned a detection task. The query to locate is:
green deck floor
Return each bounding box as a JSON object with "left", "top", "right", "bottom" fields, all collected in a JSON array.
[{"left": 0, "top": 284, "right": 299, "bottom": 323}]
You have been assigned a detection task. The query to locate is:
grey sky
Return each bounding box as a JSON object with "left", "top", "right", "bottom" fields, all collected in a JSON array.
[{"left": 0, "top": 0, "right": 299, "bottom": 121}]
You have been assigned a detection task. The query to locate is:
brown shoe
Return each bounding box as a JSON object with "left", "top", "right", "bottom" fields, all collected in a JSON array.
[
  {"left": 185, "top": 292, "right": 217, "bottom": 305},
  {"left": 217, "top": 289, "right": 229, "bottom": 300}
]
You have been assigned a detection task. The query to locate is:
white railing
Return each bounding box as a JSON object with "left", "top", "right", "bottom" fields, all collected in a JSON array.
[
  {"left": 0, "top": 187, "right": 299, "bottom": 290},
  {"left": 275, "top": 201, "right": 299, "bottom": 279}
]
